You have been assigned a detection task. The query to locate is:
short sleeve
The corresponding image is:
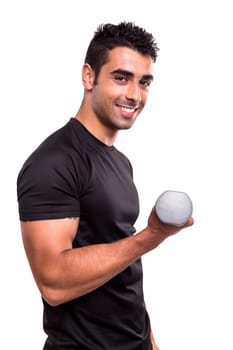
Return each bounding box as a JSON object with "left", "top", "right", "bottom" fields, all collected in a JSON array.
[{"left": 17, "top": 147, "right": 82, "bottom": 221}]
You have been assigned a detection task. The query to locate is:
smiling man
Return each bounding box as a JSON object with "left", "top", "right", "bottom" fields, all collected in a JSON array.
[
  {"left": 78, "top": 45, "right": 154, "bottom": 144},
  {"left": 17, "top": 22, "right": 193, "bottom": 350}
]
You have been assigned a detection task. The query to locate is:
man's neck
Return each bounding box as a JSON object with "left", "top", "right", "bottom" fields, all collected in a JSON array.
[{"left": 75, "top": 106, "right": 118, "bottom": 147}]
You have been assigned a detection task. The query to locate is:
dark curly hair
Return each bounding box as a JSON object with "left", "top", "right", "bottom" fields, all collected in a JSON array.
[{"left": 84, "top": 22, "right": 159, "bottom": 83}]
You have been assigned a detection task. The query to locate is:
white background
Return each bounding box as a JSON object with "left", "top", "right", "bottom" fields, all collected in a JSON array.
[{"left": 1, "top": 0, "right": 233, "bottom": 349}]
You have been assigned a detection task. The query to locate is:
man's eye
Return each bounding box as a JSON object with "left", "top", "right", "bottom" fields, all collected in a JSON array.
[
  {"left": 141, "top": 80, "right": 151, "bottom": 87},
  {"left": 115, "top": 76, "right": 127, "bottom": 82}
]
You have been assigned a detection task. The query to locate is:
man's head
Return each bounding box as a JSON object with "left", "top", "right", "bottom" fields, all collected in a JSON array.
[
  {"left": 84, "top": 22, "right": 159, "bottom": 84},
  {"left": 78, "top": 22, "right": 158, "bottom": 143}
]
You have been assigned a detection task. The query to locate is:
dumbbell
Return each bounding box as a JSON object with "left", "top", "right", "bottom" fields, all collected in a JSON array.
[{"left": 155, "top": 190, "right": 193, "bottom": 226}]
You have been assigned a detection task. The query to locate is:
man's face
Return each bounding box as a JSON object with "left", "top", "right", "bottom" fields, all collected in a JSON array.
[{"left": 91, "top": 46, "right": 154, "bottom": 131}]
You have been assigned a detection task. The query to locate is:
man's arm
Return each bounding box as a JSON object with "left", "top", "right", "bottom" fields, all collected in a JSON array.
[
  {"left": 21, "top": 209, "right": 193, "bottom": 306},
  {"left": 150, "top": 329, "right": 160, "bottom": 350}
]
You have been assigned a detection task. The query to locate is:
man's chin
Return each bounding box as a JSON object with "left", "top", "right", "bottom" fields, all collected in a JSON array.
[{"left": 118, "top": 116, "right": 138, "bottom": 130}]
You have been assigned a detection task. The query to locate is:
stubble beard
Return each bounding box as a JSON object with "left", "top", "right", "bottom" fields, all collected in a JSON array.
[{"left": 93, "top": 102, "right": 141, "bottom": 132}]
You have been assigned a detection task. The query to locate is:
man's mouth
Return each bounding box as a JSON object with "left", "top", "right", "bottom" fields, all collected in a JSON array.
[
  {"left": 115, "top": 103, "right": 140, "bottom": 118},
  {"left": 117, "top": 104, "right": 139, "bottom": 113}
]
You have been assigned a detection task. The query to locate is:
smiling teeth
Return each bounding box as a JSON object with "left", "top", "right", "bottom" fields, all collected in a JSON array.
[{"left": 120, "top": 106, "right": 136, "bottom": 112}]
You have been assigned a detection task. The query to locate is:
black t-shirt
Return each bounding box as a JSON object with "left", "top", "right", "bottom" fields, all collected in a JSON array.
[{"left": 17, "top": 118, "right": 152, "bottom": 350}]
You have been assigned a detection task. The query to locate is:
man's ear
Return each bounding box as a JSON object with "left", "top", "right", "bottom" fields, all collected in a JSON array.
[{"left": 82, "top": 64, "right": 95, "bottom": 90}]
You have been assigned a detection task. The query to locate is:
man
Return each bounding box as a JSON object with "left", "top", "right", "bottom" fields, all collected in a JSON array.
[{"left": 17, "top": 22, "right": 193, "bottom": 350}]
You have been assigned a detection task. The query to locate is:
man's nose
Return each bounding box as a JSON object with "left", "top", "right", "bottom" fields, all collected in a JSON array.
[{"left": 126, "top": 83, "right": 141, "bottom": 102}]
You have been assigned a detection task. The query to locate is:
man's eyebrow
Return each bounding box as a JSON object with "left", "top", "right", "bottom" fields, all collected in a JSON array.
[
  {"left": 110, "top": 69, "right": 134, "bottom": 77},
  {"left": 110, "top": 69, "right": 153, "bottom": 81},
  {"left": 140, "top": 74, "right": 154, "bottom": 81}
]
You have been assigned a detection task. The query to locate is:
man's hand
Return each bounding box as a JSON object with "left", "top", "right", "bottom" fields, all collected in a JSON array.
[{"left": 148, "top": 206, "right": 194, "bottom": 244}]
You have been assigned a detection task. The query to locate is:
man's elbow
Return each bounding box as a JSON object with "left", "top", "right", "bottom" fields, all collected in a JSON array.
[
  {"left": 40, "top": 285, "right": 66, "bottom": 306},
  {"left": 39, "top": 282, "right": 84, "bottom": 306}
]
